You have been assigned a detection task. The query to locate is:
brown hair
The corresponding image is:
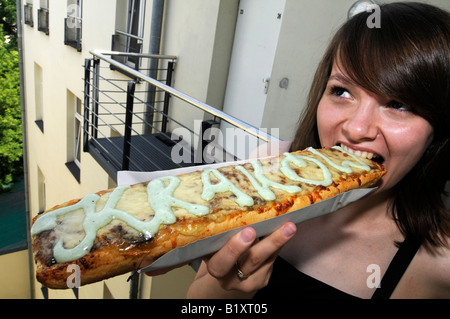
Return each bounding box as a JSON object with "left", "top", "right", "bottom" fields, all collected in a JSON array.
[{"left": 291, "top": 2, "right": 450, "bottom": 249}]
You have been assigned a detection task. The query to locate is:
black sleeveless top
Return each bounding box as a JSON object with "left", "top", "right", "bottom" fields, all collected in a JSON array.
[{"left": 253, "top": 236, "right": 421, "bottom": 299}]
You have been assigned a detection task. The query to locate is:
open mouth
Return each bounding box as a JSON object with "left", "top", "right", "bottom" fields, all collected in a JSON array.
[{"left": 339, "top": 144, "right": 385, "bottom": 165}]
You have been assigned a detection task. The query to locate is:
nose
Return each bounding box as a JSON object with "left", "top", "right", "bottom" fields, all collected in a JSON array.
[{"left": 342, "top": 102, "right": 379, "bottom": 143}]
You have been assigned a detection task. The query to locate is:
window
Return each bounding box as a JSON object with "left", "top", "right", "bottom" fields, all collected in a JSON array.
[
  {"left": 37, "top": 166, "right": 46, "bottom": 215},
  {"left": 38, "top": 0, "right": 49, "bottom": 35},
  {"left": 34, "top": 63, "right": 44, "bottom": 132},
  {"left": 125, "top": 0, "right": 145, "bottom": 67},
  {"left": 24, "top": 2, "right": 33, "bottom": 27},
  {"left": 126, "top": 0, "right": 145, "bottom": 53},
  {"left": 66, "top": 91, "right": 82, "bottom": 182},
  {"left": 112, "top": 0, "right": 145, "bottom": 69},
  {"left": 74, "top": 97, "right": 83, "bottom": 168},
  {"left": 65, "top": 0, "right": 82, "bottom": 51}
]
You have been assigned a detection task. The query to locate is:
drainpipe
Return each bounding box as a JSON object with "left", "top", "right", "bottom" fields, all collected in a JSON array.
[
  {"left": 16, "top": 0, "right": 34, "bottom": 299},
  {"left": 144, "top": 0, "right": 165, "bottom": 135}
]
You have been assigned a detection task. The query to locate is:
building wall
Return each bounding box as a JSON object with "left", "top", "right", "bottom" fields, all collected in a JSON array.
[
  {"left": 0, "top": 250, "right": 30, "bottom": 298},
  {"left": 263, "top": 0, "right": 357, "bottom": 141},
  {"left": 162, "top": 0, "right": 238, "bottom": 134},
  {"left": 22, "top": 0, "right": 116, "bottom": 299},
  {"left": 262, "top": 0, "right": 450, "bottom": 141},
  {"left": 20, "top": 0, "right": 231, "bottom": 299}
]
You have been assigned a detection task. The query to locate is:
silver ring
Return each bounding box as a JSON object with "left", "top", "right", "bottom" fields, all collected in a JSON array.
[{"left": 236, "top": 262, "right": 250, "bottom": 280}]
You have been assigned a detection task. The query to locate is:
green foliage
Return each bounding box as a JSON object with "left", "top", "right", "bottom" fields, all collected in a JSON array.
[
  {"left": 0, "top": 0, "right": 17, "bottom": 50},
  {"left": 0, "top": 1, "right": 21, "bottom": 191}
]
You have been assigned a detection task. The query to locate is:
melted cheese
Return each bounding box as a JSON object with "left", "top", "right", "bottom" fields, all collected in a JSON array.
[{"left": 31, "top": 147, "right": 376, "bottom": 264}]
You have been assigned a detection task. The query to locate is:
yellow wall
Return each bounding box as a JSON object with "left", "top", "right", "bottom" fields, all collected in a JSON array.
[
  {"left": 19, "top": 0, "right": 202, "bottom": 298},
  {"left": 0, "top": 250, "right": 31, "bottom": 299}
]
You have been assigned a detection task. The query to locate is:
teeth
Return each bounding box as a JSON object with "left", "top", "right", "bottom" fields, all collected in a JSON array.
[{"left": 340, "top": 144, "right": 376, "bottom": 160}]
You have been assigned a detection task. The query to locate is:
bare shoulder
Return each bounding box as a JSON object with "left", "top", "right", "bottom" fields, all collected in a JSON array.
[
  {"left": 415, "top": 242, "right": 450, "bottom": 297},
  {"left": 394, "top": 241, "right": 450, "bottom": 298}
]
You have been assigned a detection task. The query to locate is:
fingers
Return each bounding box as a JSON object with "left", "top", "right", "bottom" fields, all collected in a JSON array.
[
  {"left": 145, "top": 221, "right": 297, "bottom": 298},
  {"left": 205, "top": 227, "right": 257, "bottom": 278},
  {"left": 205, "top": 222, "right": 297, "bottom": 292},
  {"left": 237, "top": 222, "right": 297, "bottom": 277}
]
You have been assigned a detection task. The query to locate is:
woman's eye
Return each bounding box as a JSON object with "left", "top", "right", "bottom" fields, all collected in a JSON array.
[
  {"left": 387, "top": 100, "right": 412, "bottom": 112},
  {"left": 330, "top": 86, "right": 352, "bottom": 99}
]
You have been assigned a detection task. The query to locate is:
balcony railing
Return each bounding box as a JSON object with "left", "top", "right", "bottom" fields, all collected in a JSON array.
[{"left": 83, "top": 50, "right": 280, "bottom": 180}]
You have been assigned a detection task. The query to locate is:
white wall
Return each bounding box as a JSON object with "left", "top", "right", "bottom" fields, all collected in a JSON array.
[
  {"left": 262, "top": 0, "right": 450, "bottom": 142},
  {"left": 162, "top": 0, "right": 238, "bottom": 132}
]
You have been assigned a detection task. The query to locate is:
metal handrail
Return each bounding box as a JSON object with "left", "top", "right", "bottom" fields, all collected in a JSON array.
[
  {"left": 89, "top": 49, "right": 280, "bottom": 143},
  {"left": 96, "top": 50, "right": 177, "bottom": 61},
  {"left": 115, "top": 30, "right": 144, "bottom": 42}
]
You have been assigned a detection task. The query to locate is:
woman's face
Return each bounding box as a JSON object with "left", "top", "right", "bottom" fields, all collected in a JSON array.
[{"left": 317, "top": 62, "right": 434, "bottom": 191}]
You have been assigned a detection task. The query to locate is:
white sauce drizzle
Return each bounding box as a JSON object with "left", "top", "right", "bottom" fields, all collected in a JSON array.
[
  {"left": 235, "top": 161, "right": 301, "bottom": 201},
  {"left": 280, "top": 152, "right": 333, "bottom": 186},
  {"left": 31, "top": 177, "right": 209, "bottom": 263},
  {"left": 31, "top": 148, "right": 374, "bottom": 263},
  {"left": 201, "top": 168, "right": 254, "bottom": 207}
]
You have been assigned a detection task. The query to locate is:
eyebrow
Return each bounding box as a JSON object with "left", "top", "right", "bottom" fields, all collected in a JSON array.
[{"left": 328, "top": 73, "right": 355, "bottom": 86}]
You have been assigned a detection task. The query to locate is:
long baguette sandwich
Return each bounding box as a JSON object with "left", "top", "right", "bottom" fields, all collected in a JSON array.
[{"left": 31, "top": 146, "right": 386, "bottom": 289}]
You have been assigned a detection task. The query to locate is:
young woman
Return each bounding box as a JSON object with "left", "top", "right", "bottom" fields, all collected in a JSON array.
[{"left": 186, "top": 2, "right": 450, "bottom": 299}]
